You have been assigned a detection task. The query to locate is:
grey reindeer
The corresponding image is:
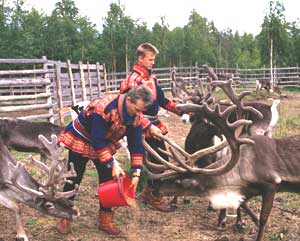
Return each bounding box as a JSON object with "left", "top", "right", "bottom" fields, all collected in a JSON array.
[
  {"left": 143, "top": 81, "right": 300, "bottom": 241},
  {"left": 0, "top": 134, "right": 78, "bottom": 241},
  {"left": 170, "top": 67, "right": 280, "bottom": 228},
  {"left": 0, "top": 118, "right": 64, "bottom": 162}
]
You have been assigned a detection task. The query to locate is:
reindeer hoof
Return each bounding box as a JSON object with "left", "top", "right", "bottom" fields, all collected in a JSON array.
[
  {"left": 207, "top": 204, "right": 215, "bottom": 212},
  {"left": 217, "top": 221, "right": 226, "bottom": 229},
  {"left": 233, "top": 222, "right": 246, "bottom": 232}
]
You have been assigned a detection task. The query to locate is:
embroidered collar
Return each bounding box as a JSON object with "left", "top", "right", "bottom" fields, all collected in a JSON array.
[
  {"left": 118, "top": 94, "right": 135, "bottom": 125},
  {"left": 133, "top": 64, "right": 151, "bottom": 79}
]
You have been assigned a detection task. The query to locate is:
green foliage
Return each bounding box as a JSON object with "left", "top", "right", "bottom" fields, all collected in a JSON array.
[
  {"left": 0, "top": 0, "right": 299, "bottom": 69},
  {"left": 257, "top": 0, "right": 293, "bottom": 67}
]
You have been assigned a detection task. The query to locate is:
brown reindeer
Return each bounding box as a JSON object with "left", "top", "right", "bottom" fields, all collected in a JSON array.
[
  {"left": 143, "top": 80, "right": 299, "bottom": 241},
  {"left": 0, "top": 134, "right": 78, "bottom": 241}
]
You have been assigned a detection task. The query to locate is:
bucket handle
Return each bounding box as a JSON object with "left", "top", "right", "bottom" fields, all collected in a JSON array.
[{"left": 117, "top": 175, "right": 126, "bottom": 200}]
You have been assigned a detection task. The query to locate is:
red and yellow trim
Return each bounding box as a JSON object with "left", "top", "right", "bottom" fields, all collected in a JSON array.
[
  {"left": 96, "top": 147, "right": 113, "bottom": 163},
  {"left": 131, "top": 154, "right": 143, "bottom": 167}
]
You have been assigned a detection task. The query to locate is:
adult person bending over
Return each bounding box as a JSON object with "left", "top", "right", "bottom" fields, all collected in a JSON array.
[
  {"left": 56, "top": 85, "right": 160, "bottom": 235},
  {"left": 120, "top": 43, "right": 183, "bottom": 212}
]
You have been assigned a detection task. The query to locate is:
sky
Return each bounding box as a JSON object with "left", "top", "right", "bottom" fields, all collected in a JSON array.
[{"left": 20, "top": 0, "right": 300, "bottom": 35}]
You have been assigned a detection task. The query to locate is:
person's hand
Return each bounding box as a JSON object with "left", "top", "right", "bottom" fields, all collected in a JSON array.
[
  {"left": 130, "top": 176, "right": 139, "bottom": 193},
  {"left": 129, "top": 170, "right": 141, "bottom": 192},
  {"left": 149, "top": 125, "right": 162, "bottom": 140},
  {"left": 112, "top": 160, "right": 125, "bottom": 179}
]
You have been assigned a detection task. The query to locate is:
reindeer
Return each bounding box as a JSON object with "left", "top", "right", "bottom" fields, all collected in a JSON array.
[
  {"left": 0, "top": 118, "right": 64, "bottom": 162},
  {"left": 0, "top": 134, "right": 78, "bottom": 241},
  {"left": 255, "top": 79, "right": 281, "bottom": 96},
  {"left": 171, "top": 66, "right": 280, "bottom": 227},
  {"left": 143, "top": 80, "right": 300, "bottom": 241}
]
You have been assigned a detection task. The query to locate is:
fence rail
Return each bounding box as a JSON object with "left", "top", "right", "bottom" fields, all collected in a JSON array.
[{"left": 1, "top": 58, "right": 300, "bottom": 125}]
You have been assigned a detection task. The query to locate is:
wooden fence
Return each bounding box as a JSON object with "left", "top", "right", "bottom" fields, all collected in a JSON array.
[
  {"left": 106, "top": 64, "right": 300, "bottom": 91},
  {"left": 0, "top": 57, "right": 106, "bottom": 124},
  {"left": 1, "top": 58, "right": 300, "bottom": 125}
]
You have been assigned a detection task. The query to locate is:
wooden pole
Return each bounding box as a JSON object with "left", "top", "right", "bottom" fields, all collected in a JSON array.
[
  {"left": 42, "top": 56, "right": 54, "bottom": 123},
  {"left": 78, "top": 61, "right": 87, "bottom": 101},
  {"left": 270, "top": 38, "right": 274, "bottom": 90},
  {"left": 87, "top": 61, "right": 93, "bottom": 100},
  {"left": 55, "top": 62, "right": 64, "bottom": 125},
  {"left": 96, "top": 62, "right": 102, "bottom": 97},
  {"left": 103, "top": 63, "right": 108, "bottom": 93},
  {"left": 67, "top": 59, "right": 76, "bottom": 106}
]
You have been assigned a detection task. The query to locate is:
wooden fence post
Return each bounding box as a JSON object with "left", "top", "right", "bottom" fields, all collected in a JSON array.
[
  {"left": 67, "top": 59, "right": 76, "bottom": 106},
  {"left": 87, "top": 61, "right": 93, "bottom": 100},
  {"left": 196, "top": 62, "right": 205, "bottom": 95},
  {"left": 42, "top": 56, "right": 54, "bottom": 123},
  {"left": 55, "top": 62, "right": 64, "bottom": 125},
  {"left": 78, "top": 61, "right": 87, "bottom": 101},
  {"left": 103, "top": 63, "right": 108, "bottom": 93},
  {"left": 96, "top": 62, "right": 102, "bottom": 97}
]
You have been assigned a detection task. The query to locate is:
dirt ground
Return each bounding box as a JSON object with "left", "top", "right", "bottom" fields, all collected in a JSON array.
[{"left": 1, "top": 92, "right": 300, "bottom": 241}]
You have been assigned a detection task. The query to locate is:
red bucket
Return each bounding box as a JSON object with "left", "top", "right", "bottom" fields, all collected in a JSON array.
[{"left": 98, "top": 174, "right": 135, "bottom": 208}]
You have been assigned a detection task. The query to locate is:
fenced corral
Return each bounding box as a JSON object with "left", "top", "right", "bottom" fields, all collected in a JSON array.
[
  {"left": 46, "top": 60, "right": 105, "bottom": 124},
  {"left": 0, "top": 58, "right": 54, "bottom": 122},
  {"left": 0, "top": 58, "right": 107, "bottom": 124},
  {"left": 1, "top": 58, "right": 300, "bottom": 125},
  {"left": 106, "top": 64, "right": 300, "bottom": 92}
]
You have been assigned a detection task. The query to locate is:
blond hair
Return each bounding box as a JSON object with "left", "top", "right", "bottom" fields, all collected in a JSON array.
[{"left": 136, "top": 43, "right": 159, "bottom": 58}]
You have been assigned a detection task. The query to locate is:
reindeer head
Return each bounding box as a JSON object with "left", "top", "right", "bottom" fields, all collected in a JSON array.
[
  {"left": 171, "top": 69, "right": 214, "bottom": 124},
  {"left": 7, "top": 135, "right": 79, "bottom": 220}
]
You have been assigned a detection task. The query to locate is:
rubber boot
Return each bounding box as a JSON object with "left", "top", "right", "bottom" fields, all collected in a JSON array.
[
  {"left": 138, "top": 185, "right": 175, "bottom": 212},
  {"left": 56, "top": 218, "right": 72, "bottom": 234},
  {"left": 98, "top": 211, "right": 121, "bottom": 235}
]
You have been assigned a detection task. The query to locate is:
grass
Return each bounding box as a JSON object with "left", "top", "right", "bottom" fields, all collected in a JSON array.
[
  {"left": 84, "top": 169, "right": 98, "bottom": 177},
  {"left": 26, "top": 219, "right": 41, "bottom": 227}
]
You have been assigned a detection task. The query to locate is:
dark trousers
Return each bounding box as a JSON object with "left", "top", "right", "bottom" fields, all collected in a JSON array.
[
  {"left": 63, "top": 150, "right": 112, "bottom": 212},
  {"left": 145, "top": 136, "right": 168, "bottom": 196}
]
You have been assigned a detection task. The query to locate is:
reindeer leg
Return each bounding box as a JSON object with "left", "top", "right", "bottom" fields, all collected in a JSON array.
[
  {"left": 0, "top": 194, "right": 28, "bottom": 241},
  {"left": 217, "top": 209, "right": 227, "bottom": 228},
  {"left": 233, "top": 207, "right": 246, "bottom": 232},
  {"left": 241, "top": 202, "right": 259, "bottom": 227},
  {"left": 256, "top": 187, "right": 276, "bottom": 241}
]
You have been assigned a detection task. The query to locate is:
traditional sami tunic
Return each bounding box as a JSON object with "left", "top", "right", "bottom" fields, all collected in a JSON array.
[
  {"left": 120, "top": 64, "right": 182, "bottom": 134},
  {"left": 58, "top": 94, "right": 145, "bottom": 171}
]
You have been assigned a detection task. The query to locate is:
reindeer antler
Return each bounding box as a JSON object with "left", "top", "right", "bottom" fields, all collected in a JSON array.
[
  {"left": 9, "top": 135, "right": 78, "bottom": 199},
  {"left": 212, "top": 81, "right": 263, "bottom": 120},
  {"left": 143, "top": 80, "right": 260, "bottom": 180}
]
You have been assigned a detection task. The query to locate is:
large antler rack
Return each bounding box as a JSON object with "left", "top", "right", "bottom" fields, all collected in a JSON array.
[
  {"left": 8, "top": 135, "right": 78, "bottom": 200},
  {"left": 171, "top": 69, "right": 195, "bottom": 103},
  {"left": 171, "top": 67, "right": 213, "bottom": 105},
  {"left": 143, "top": 80, "right": 261, "bottom": 180}
]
